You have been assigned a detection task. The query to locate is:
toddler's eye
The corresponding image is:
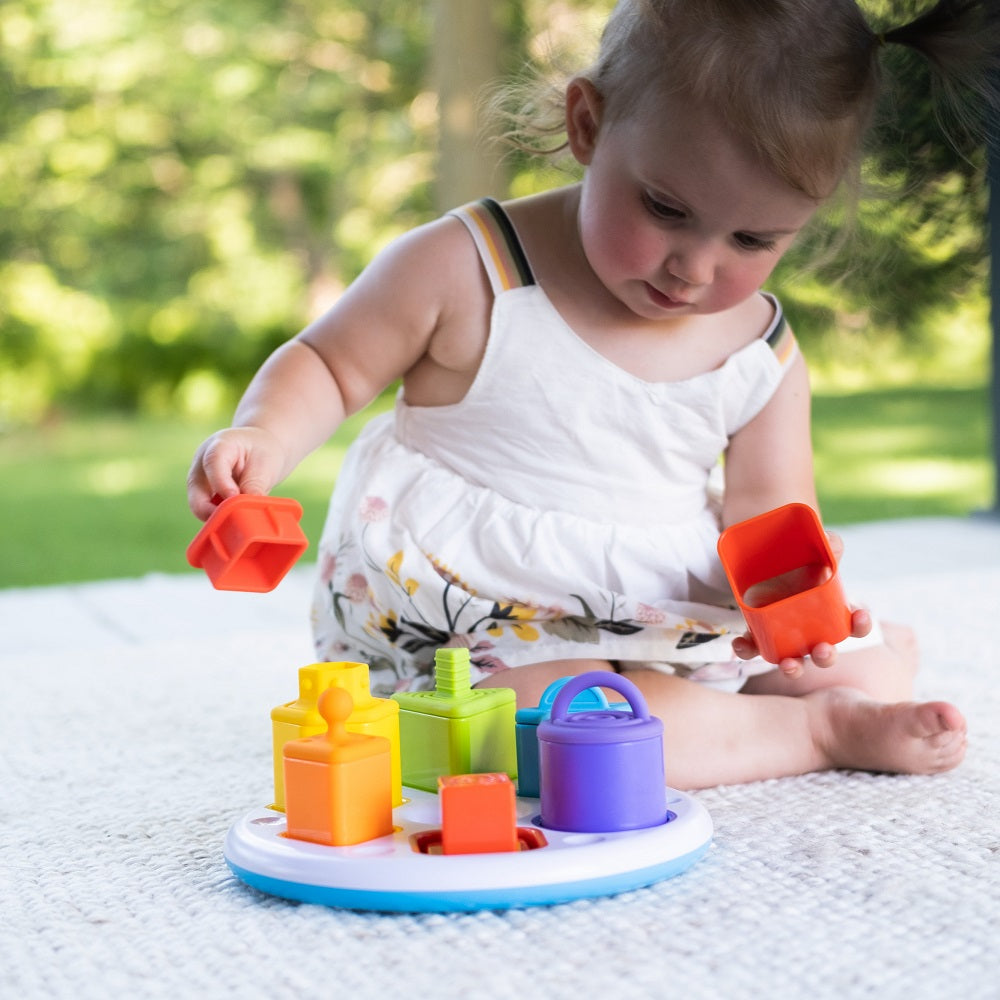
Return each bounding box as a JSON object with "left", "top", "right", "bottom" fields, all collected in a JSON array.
[
  {"left": 642, "top": 192, "right": 684, "bottom": 221},
  {"left": 734, "top": 232, "right": 777, "bottom": 252}
]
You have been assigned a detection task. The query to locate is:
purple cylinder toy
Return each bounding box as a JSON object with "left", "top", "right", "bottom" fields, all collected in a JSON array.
[{"left": 538, "top": 672, "right": 667, "bottom": 833}]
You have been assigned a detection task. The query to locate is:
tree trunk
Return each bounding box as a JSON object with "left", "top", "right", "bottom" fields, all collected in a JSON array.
[{"left": 432, "top": 0, "right": 509, "bottom": 211}]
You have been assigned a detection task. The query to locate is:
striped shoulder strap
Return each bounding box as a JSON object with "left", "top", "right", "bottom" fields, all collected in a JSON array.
[
  {"left": 447, "top": 198, "right": 536, "bottom": 295},
  {"left": 763, "top": 297, "right": 798, "bottom": 367}
]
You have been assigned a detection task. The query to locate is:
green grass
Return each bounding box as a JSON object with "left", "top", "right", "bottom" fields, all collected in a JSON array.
[
  {"left": 0, "top": 383, "right": 993, "bottom": 587},
  {"left": 0, "top": 395, "right": 393, "bottom": 588},
  {"left": 812, "top": 383, "right": 993, "bottom": 522}
]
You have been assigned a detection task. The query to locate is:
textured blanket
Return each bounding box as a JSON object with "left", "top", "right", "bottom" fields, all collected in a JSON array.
[{"left": 2, "top": 517, "right": 998, "bottom": 999}]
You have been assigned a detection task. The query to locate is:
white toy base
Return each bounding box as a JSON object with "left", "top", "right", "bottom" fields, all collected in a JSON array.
[{"left": 224, "top": 786, "right": 712, "bottom": 912}]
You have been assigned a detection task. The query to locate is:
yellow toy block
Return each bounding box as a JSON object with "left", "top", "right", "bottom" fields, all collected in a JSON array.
[{"left": 271, "top": 661, "right": 402, "bottom": 810}]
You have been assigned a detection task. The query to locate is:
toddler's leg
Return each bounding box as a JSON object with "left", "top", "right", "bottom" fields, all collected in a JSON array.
[
  {"left": 476, "top": 641, "right": 966, "bottom": 788},
  {"left": 475, "top": 658, "right": 617, "bottom": 710},
  {"left": 737, "top": 621, "right": 965, "bottom": 781}
]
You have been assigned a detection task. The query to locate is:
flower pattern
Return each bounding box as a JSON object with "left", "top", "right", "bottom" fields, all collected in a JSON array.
[{"left": 310, "top": 494, "right": 742, "bottom": 696}]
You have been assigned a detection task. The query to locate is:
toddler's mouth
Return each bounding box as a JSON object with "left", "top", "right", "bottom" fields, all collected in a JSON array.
[{"left": 645, "top": 283, "right": 691, "bottom": 309}]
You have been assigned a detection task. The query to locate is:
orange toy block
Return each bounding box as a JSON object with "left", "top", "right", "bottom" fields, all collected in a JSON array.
[
  {"left": 717, "top": 502, "right": 852, "bottom": 663},
  {"left": 283, "top": 687, "right": 394, "bottom": 847},
  {"left": 438, "top": 773, "right": 520, "bottom": 855}
]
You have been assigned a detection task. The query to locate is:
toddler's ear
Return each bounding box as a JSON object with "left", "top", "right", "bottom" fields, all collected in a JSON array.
[{"left": 565, "top": 77, "right": 604, "bottom": 164}]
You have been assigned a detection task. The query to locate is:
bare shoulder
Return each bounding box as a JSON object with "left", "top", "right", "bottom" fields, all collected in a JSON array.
[
  {"left": 289, "top": 211, "right": 493, "bottom": 413},
  {"left": 308, "top": 211, "right": 490, "bottom": 359},
  {"left": 357, "top": 212, "right": 486, "bottom": 312},
  {"left": 731, "top": 291, "right": 783, "bottom": 343},
  {"left": 502, "top": 188, "right": 580, "bottom": 282},
  {"left": 390, "top": 210, "right": 495, "bottom": 403}
]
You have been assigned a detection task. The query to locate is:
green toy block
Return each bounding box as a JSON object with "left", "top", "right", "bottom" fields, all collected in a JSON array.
[{"left": 391, "top": 648, "right": 517, "bottom": 792}]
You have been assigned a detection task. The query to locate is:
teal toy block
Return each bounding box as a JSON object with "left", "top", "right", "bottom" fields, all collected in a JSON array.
[{"left": 515, "top": 676, "right": 628, "bottom": 797}]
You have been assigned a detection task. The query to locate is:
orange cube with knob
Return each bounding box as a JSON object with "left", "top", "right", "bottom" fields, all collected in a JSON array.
[
  {"left": 283, "top": 687, "right": 394, "bottom": 847},
  {"left": 438, "top": 773, "right": 520, "bottom": 855}
]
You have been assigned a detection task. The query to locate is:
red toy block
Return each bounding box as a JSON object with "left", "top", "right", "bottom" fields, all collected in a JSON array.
[
  {"left": 717, "top": 502, "right": 852, "bottom": 663},
  {"left": 438, "top": 773, "right": 520, "bottom": 855},
  {"left": 187, "top": 494, "right": 308, "bottom": 592}
]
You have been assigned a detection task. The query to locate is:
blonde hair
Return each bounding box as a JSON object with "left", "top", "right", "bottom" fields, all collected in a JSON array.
[{"left": 495, "top": 0, "right": 1000, "bottom": 200}]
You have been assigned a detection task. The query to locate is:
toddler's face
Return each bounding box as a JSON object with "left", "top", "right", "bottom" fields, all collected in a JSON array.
[{"left": 571, "top": 89, "right": 820, "bottom": 322}]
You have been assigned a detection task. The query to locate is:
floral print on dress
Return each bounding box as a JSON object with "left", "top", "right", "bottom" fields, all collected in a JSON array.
[{"left": 312, "top": 494, "right": 737, "bottom": 695}]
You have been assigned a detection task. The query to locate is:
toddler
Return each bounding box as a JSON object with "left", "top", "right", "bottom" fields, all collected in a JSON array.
[{"left": 189, "top": 0, "right": 997, "bottom": 789}]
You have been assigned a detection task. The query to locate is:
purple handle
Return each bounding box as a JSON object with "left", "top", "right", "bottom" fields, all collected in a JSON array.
[{"left": 550, "top": 671, "right": 650, "bottom": 724}]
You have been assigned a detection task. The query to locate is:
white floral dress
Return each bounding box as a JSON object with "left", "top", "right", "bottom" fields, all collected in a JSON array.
[{"left": 311, "top": 199, "right": 800, "bottom": 697}]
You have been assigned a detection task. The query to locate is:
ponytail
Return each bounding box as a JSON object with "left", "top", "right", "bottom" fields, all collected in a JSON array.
[{"left": 878, "top": 0, "right": 1000, "bottom": 142}]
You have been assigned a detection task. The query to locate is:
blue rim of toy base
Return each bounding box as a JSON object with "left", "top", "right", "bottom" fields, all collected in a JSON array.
[
  {"left": 223, "top": 787, "right": 712, "bottom": 913},
  {"left": 227, "top": 842, "right": 711, "bottom": 913}
]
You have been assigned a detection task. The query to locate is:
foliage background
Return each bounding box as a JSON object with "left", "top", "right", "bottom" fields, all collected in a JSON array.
[
  {"left": 0, "top": 0, "right": 991, "bottom": 426},
  {"left": 1, "top": 0, "right": 443, "bottom": 422}
]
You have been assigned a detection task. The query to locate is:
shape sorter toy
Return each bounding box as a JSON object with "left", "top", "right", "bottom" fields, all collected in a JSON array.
[
  {"left": 191, "top": 501, "right": 713, "bottom": 910},
  {"left": 717, "top": 502, "right": 852, "bottom": 663},
  {"left": 224, "top": 667, "right": 713, "bottom": 912},
  {"left": 271, "top": 662, "right": 402, "bottom": 811},
  {"left": 391, "top": 648, "right": 517, "bottom": 792}
]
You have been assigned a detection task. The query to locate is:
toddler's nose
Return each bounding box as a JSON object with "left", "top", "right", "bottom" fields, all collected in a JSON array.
[{"left": 666, "top": 241, "right": 714, "bottom": 287}]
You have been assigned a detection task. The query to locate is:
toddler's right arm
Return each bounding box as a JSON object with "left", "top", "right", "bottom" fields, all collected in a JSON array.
[
  {"left": 186, "top": 215, "right": 480, "bottom": 520},
  {"left": 186, "top": 338, "right": 345, "bottom": 520}
]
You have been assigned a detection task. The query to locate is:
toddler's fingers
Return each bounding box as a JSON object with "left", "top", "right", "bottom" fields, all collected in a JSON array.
[
  {"left": 732, "top": 633, "right": 758, "bottom": 660},
  {"left": 187, "top": 439, "right": 240, "bottom": 520},
  {"left": 187, "top": 468, "right": 233, "bottom": 521},
  {"left": 825, "top": 530, "right": 844, "bottom": 562},
  {"left": 809, "top": 641, "right": 836, "bottom": 668},
  {"left": 203, "top": 438, "right": 253, "bottom": 495},
  {"left": 850, "top": 606, "right": 872, "bottom": 638},
  {"left": 777, "top": 655, "right": 806, "bottom": 679}
]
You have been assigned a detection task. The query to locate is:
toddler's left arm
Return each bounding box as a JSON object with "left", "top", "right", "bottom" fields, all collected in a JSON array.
[
  {"left": 721, "top": 352, "right": 872, "bottom": 674},
  {"left": 721, "top": 351, "right": 817, "bottom": 525}
]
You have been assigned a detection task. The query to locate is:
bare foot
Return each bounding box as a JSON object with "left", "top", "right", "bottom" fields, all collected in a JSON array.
[{"left": 809, "top": 687, "right": 967, "bottom": 775}]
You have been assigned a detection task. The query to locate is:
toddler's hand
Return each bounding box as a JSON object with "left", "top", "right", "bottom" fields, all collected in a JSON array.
[
  {"left": 730, "top": 527, "right": 871, "bottom": 678},
  {"left": 732, "top": 606, "right": 872, "bottom": 678},
  {"left": 186, "top": 426, "right": 287, "bottom": 521}
]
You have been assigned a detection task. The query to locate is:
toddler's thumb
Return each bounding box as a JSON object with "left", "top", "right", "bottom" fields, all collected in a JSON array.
[
  {"left": 233, "top": 453, "right": 283, "bottom": 499},
  {"left": 233, "top": 467, "right": 272, "bottom": 498}
]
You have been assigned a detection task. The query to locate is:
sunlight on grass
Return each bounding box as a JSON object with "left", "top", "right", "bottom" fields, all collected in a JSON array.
[
  {"left": 818, "top": 458, "right": 989, "bottom": 501},
  {"left": 856, "top": 459, "right": 987, "bottom": 496},
  {"left": 811, "top": 383, "right": 992, "bottom": 522},
  {"left": 0, "top": 392, "right": 397, "bottom": 586},
  {"left": 84, "top": 457, "right": 163, "bottom": 496},
  {"left": 817, "top": 425, "right": 956, "bottom": 458}
]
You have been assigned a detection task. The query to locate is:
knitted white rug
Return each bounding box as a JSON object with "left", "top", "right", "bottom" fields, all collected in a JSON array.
[{"left": 2, "top": 518, "right": 998, "bottom": 1000}]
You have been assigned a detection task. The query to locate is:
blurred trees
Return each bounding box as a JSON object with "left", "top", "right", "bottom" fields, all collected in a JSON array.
[
  {"left": 1, "top": 0, "right": 444, "bottom": 421},
  {"left": 770, "top": 0, "right": 992, "bottom": 387},
  {"left": 0, "top": 0, "right": 990, "bottom": 425}
]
